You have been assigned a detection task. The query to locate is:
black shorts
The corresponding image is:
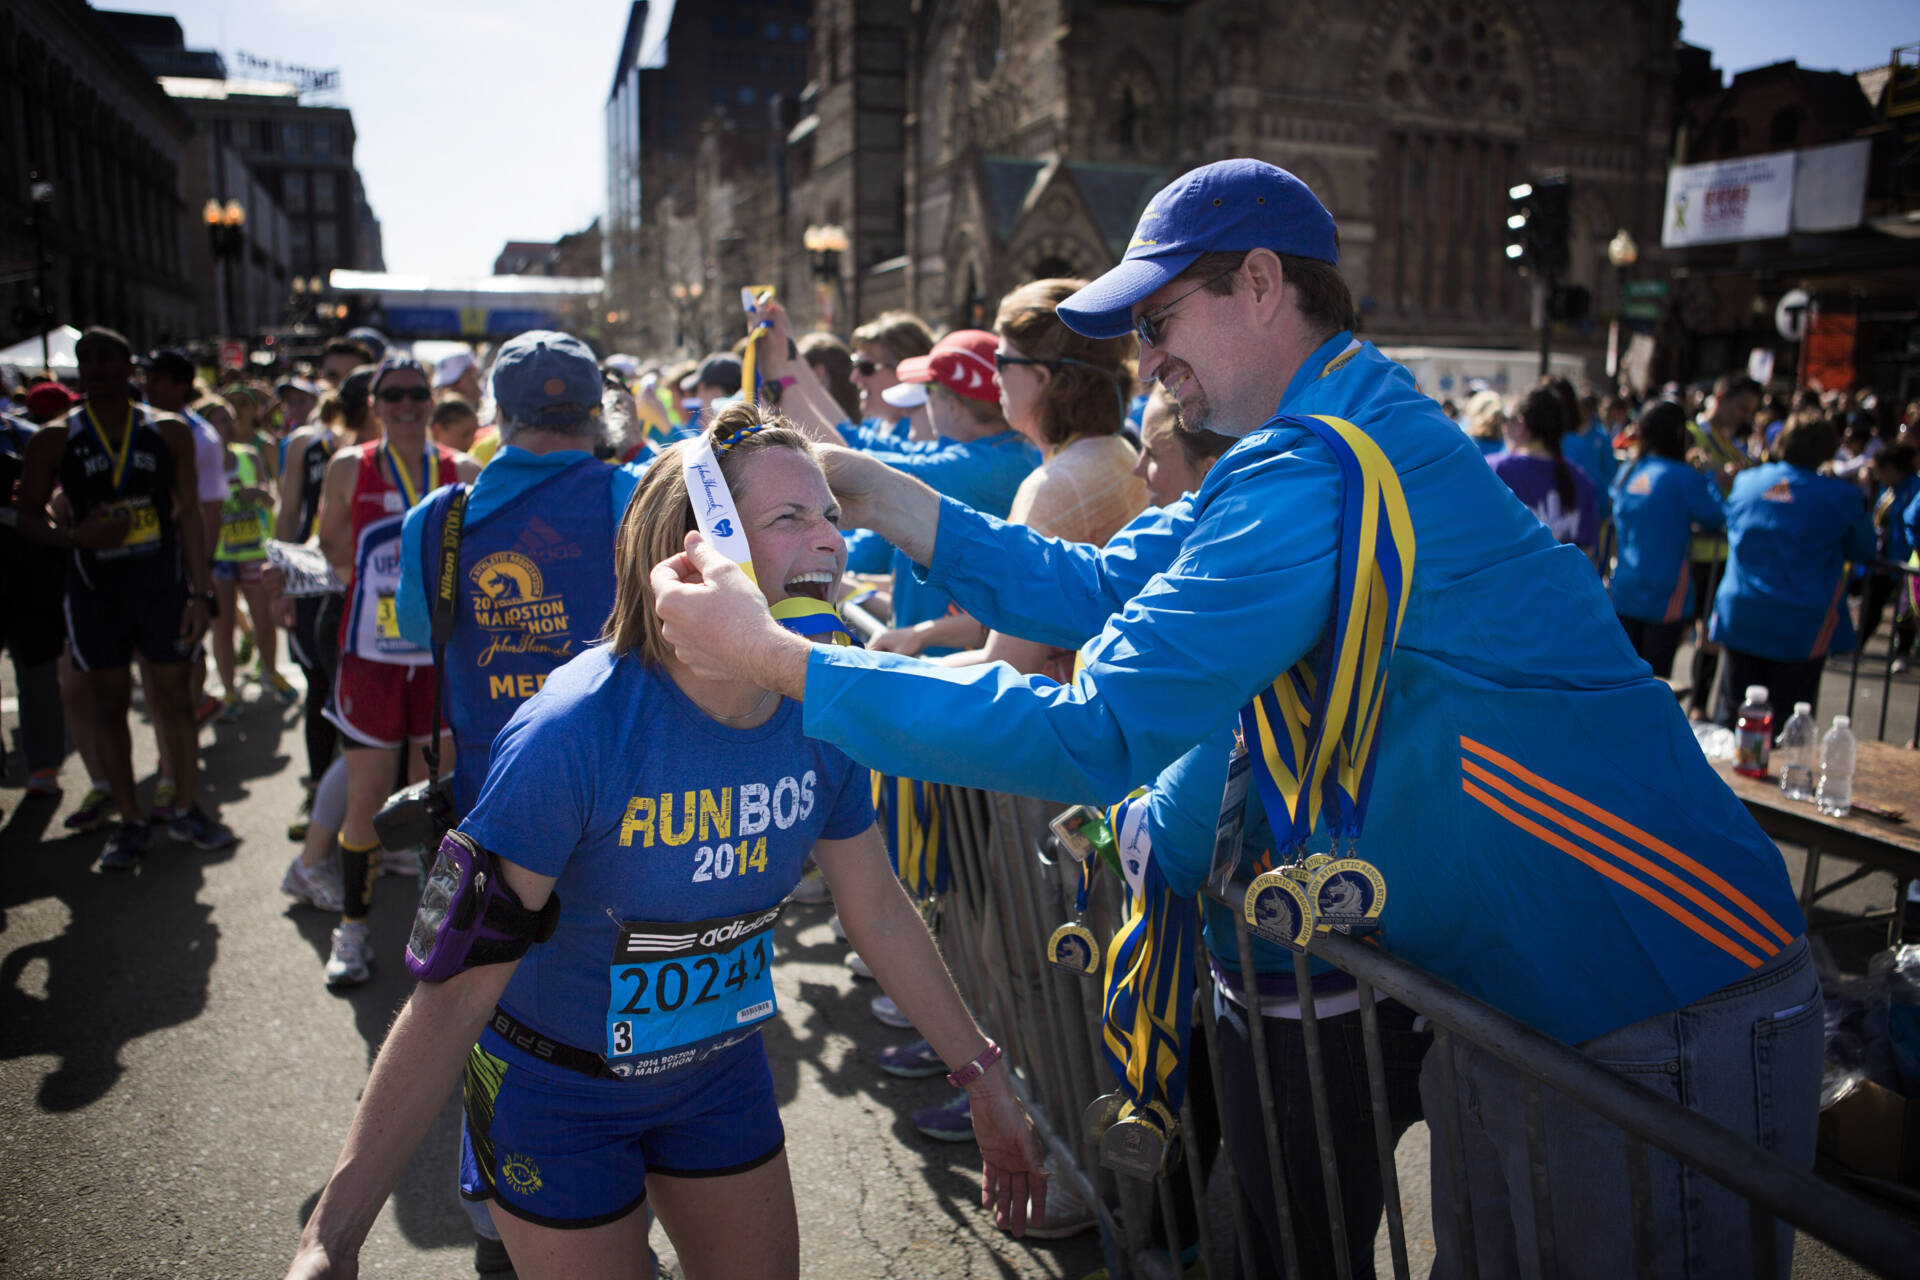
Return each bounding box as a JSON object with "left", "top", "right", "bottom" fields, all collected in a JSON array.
[{"left": 65, "top": 573, "right": 197, "bottom": 671}]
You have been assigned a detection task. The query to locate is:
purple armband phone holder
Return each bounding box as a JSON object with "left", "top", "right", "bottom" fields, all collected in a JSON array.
[{"left": 405, "top": 830, "right": 561, "bottom": 982}]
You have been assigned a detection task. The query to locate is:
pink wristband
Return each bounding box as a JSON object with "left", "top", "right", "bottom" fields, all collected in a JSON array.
[{"left": 946, "top": 1039, "right": 1003, "bottom": 1089}]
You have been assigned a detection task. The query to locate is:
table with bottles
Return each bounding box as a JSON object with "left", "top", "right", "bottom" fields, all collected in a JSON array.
[{"left": 1714, "top": 738, "right": 1920, "bottom": 943}]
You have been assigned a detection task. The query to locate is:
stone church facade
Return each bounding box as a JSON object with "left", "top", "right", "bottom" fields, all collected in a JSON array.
[{"left": 784, "top": 0, "right": 1681, "bottom": 366}]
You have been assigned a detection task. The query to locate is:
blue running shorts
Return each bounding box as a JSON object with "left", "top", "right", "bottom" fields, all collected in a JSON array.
[{"left": 460, "top": 1020, "right": 784, "bottom": 1228}]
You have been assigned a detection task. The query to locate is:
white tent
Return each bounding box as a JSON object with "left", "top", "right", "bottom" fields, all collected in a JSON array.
[{"left": 0, "top": 325, "right": 83, "bottom": 377}]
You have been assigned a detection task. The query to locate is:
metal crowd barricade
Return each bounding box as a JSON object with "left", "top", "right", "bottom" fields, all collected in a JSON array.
[
  {"left": 923, "top": 783, "right": 1920, "bottom": 1280},
  {"left": 1843, "top": 559, "right": 1920, "bottom": 747}
]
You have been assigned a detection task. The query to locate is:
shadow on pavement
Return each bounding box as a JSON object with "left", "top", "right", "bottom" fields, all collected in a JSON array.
[{"left": 0, "top": 816, "right": 225, "bottom": 1112}]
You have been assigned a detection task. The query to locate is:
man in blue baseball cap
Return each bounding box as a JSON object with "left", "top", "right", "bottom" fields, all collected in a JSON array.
[
  {"left": 652, "top": 159, "right": 1818, "bottom": 1278},
  {"left": 392, "top": 328, "right": 650, "bottom": 1275}
]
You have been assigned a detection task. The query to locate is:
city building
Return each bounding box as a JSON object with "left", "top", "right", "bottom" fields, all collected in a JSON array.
[
  {"left": 603, "top": 0, "right": 812, "bottom": 353},
  {"left": 1658, "top": 44, "right": 1919, "bottom": 398},
  {"left": 0, "top": 0, "right": 199, "bottom": 352},
  {"left": 98, "top": 10, "right": 386, "bottom": 284},
  {"left": 494, "top": 221, "right": 602, "bottom": 278},
  {"left": 781, "top": 0, "right": 1693, "bottom": 381}
]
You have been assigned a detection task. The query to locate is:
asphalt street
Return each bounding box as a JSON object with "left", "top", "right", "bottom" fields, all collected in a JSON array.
[{"left": 1, "top": 637, "right": 1915, "bottom": 1279}]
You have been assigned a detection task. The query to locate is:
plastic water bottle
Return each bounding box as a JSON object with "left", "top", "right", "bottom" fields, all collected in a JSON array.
[
  {"left": 1776, "top": 702, "right": 1817, "bottom": 801},
  {"left": 1817, "top": 716, "right": 1857, "bottom": 818},
  {"left": 1733, "top": 685, "right": 1772, "bottom": 779}
]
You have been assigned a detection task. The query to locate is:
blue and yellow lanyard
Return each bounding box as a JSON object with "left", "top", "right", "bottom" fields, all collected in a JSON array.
[
  {"left": 81, "top": 403, "right": 137, "bottom": 497},
  {"left": 1100, "top": 412, "right": 1415, "bottom": 1141},
  {"left": 380, "top": 441, "right": 433, "bottom": 510}
]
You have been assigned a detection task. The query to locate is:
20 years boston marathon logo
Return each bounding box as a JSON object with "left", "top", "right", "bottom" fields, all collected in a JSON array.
[{"left": 470, "top": 550, "right": 577, "bottom": 687}]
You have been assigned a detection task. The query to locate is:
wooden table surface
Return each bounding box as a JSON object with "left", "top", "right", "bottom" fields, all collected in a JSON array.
[{"left": 1715, "top": 740, "right": 1920, "bottom": 870}]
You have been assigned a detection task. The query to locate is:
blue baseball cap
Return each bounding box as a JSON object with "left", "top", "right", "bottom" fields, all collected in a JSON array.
[
  {"left": 1057, "top": 159, "right": 1338, "bottom": 340},
  {"left": 490, "top": 330, "right": 602, "bottom": 427}
]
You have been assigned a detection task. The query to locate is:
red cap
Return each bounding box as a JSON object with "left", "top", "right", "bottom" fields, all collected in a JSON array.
[
  {"left": 25, "top": 382, "right": 78, "bottom": 422},
  {"left": 895, "top": 330, "right": 1000, "bottom": 403}
]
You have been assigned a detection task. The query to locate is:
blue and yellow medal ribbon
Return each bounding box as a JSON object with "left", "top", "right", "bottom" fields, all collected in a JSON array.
[
  {"left": 1240, "top": 414, "right": 1414, "bottom": 855},
  {"left": 82, "top": 403, "right": 137, "bottom": 495},
  {"left": 871, "top": 772, "right": 947, "bottom": 901},
  {"left": 1099, "top": 413, "right": 1413, "bottom": 1141},
  {"left": 381, "top": 442, "right": 431, "bottom": 510},
  {"left": 740, "top": 287, "right": 774, "bottom": 406}
]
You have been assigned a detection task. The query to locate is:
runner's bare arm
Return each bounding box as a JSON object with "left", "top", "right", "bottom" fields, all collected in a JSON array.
[
  {"left": 275, "top": 426, "right": 315, "bottom": 542},
  {"left": 812, "top": 823, "right": 1047, "bottom": 1235},
  {"left": 288, "top": 860, "right": 555, "bottom": 1278},
  {"left": 12, "top": 423, "right": 75, "bottom": 547},
  {"left": 317, "top": 449, "right": 359, "bottom": 578}
]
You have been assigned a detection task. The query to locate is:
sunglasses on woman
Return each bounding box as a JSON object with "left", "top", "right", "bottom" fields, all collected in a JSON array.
[
  {"left": 853, "top": 358, "right": 891, "bottom": 377},
  {"left": 377, "top": 386, "right": 432, "bottom": 403}
]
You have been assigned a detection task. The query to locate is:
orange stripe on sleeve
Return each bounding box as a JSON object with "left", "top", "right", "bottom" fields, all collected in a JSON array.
[
  {"left": 1463, "top": 759, "right": 1781, "bottom": 957},
  {"left": 1461, "top": 736, "right": 1795, "bottom": 946},
  {"left": 1462, "top": 778, "right": 1763, "bottom": 968},
  {"left": 1663, "top": 560, "right": 1691, "bottom": 624},
  {"left": 1810, "top": 573, "right": 1847, "bottom": 659}
]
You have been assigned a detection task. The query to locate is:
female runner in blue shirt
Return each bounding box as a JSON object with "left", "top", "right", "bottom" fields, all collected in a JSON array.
[
  {"left": 285, "top": 404, "right": 1045, "bottom": 1280},
  {"left": 1608, "top": 400, "right": 1726, "bottom": 679}
]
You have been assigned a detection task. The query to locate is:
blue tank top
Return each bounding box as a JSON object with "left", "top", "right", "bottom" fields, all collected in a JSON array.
[{"left": 439, "top": 456, "right": 620, "bottom": 815}]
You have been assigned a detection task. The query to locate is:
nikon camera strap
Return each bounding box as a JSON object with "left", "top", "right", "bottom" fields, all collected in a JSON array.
[{"left": 424, "top": 484, "right": 469, "bottom": 781}]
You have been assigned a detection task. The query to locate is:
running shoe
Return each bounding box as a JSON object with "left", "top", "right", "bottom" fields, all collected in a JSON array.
[
  {"left": 170, "top": 805, "right": 238, "bottom": 850},
  {"left": 876, "top": 1038, "right": 947, "bottom": 1079},
  {"left": 65, "top": 785, "right": 113, "bottom": 831},
  {"left": 790, "top": 864, "right": 832, "bottom": 904},
  {"left": 325, "top": 920, "right": 374, "bottom": 987},
  {"left": 148, "top": 779, "right": 180, "bottom": 822},
  {"left": 846, "top": 949, "right": 874, "bottom": 980},
  {"left": 911, "top": 1092, "right": 975, "bottom": 1143},
  {"left": 281, "top": 853, "right": 346, "bottom": 913},
  {"left": 871, "top": 994, "right": 913, "bottom": 1029},
  {"left": 287, "top": 787, "right": 314, "bottom": 841},
  {"left": 95, "top": 822, "right": 150, "bottom": 872},
  {"left": 216, "top": 691, "right": 243, "bottom": 723},
  {"left": 269, "top": 670, "right": 300, "bottom": 705},
  {"left": 194, "top": 694, "right": 223, "bottom": 726},
  {"left": 25, "top": 769, "right": 62, "bottom": 796}
]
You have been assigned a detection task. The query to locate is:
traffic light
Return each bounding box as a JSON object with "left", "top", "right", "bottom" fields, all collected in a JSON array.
[{"left": 1504, "top": 174, "right": 1571, "bottom": 277}]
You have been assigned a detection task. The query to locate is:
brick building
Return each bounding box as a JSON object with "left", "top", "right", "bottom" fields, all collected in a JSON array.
[
  {"left": 0, "top": 0, "right": 198, "bottom": 352},
  {"left": 783, "top": 0, "right": 1689, "bottom": 375}
]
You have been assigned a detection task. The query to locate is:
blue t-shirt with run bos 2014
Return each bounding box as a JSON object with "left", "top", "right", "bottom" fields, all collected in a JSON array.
[{"left": 462, "top": 644, "right": 874, "bottom": 1083}]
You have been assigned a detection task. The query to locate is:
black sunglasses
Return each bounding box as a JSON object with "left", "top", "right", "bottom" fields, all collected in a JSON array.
[
  {"left": 1133, "top": 266, "right": 1241, "bottom": 348},
  {"left": 853, "top": 358, "right": 893, "bottom": 376},
  {"left": 993, "top": 351, "right": 1110, "bottom": 376},
  {"left": 377, "top": 386, "right": 431, "bottom": 403}
]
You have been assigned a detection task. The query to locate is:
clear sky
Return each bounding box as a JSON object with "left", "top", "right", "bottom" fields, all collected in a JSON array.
[
  {"left": 1676, "top": 0, "right": 1912, "bottom": 79},
  {"left": 147, "top": 1, "right": 1913, "bottom": 278},
  {"left": 155, "top": 0, "right": 635, "bottom": 279}
]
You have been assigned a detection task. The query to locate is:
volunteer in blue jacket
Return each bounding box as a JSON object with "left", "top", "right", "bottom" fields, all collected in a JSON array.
[
  {"left": 652, "top": 160, "right": 1820, "bottom": 1280},
  {"left": 1608, "top": 399, "right": 1726, "bottom": 679},
  {"left": 1861, "top": 442, "right": 1918, "bottom": 672},
  {"left": 1709, "top": 417, "right": 1876, "bottom": 727},
  {"left": 285, "top": 405, "right": 1046, "bottom": 1280}
]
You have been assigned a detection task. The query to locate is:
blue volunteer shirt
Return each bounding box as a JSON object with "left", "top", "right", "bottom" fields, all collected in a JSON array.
[
  {"left": 1709, "top": 461, "right": 1876, "bottom": 662},
  {"left": 837, "top": 415, "right": 913, "bottom": 452},
  {"left": 1563, "top": 422, "right": 1617, "bottom": 523},
  {"left": 463, "top": 646, "right": 873, "bottom": 1083},
  {"left": 864, "top": 429, "right": 1039, "bottom": 649},
  {"left": 1608, "top": 456, "right": 1725, "bottom": 624},
  {"left": 1881, "top": 472, "right": 1920, "bottom": 566},
  {"left": 798, "top": 333, "right": 1803, "bottom": 1047}
]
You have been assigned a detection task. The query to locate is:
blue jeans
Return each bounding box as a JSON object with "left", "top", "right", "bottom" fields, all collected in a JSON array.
[{"left": 1424, "top": 937, "right": 1822, "bottom": 1280}]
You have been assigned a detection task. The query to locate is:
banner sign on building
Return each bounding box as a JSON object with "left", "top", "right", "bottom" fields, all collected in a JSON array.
[
  {"left": 1662, "top": 153, "right": 1797, "bottom": 248},
  {"left": 1802, "top": 313, "right": 1856, "bottom": 393}
]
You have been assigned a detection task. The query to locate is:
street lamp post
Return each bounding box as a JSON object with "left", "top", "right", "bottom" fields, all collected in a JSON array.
[
  {"left": 204, "top": 196, "right": 247, "bottom": 342},
  {"left": 803, "top": 223, "right": 848, "bottom": 332}
]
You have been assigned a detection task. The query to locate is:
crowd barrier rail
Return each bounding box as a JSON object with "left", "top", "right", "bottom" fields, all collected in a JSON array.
[{"left": 922, "top": 782, "right": 1920, "bottom": 1280}]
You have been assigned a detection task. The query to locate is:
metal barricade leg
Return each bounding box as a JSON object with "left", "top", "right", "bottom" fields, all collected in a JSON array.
[
  {"left": 1290, "top": 951, "right": 1354, "bottom": 1280},
  {"left": 1624, "top": 1133, "right": 1656, "bottom": 1280},
  {"left": 1429, "top": 1028, "right": 1480, "bottom": 1279},
  {"left": 1355, "top": 980, "right": 1412, "bottom": 1280},
  {"left": 1176, "top": 1092, "right": 1219, "bottom": 1278},
  {"left": 1193, "top": 926, "right": 1260, "bottom": 1278},
  {"left": 1229, "top": 910, "right": 1305, "bottom": 1280},
  {"left": 1521, "top": 1078, "right": 1558, "bottom": 1280}
]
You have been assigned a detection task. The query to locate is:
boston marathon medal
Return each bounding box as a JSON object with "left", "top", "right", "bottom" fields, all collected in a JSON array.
[
  {"left": 1046, "top": 922, "right": 1101, "bottom": 978},
  {"left": 1243, "top": 869, "right": 1315, "bottom": 953},
  {"left": 1305, "top": 857, "right": 1386, "bottom": 933}
]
